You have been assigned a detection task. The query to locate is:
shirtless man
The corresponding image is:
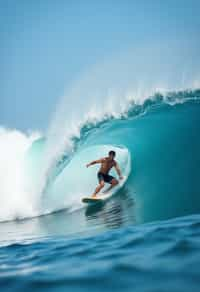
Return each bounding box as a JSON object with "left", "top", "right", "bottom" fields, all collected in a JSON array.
[{"left": 86, "top": 150, "right": 123, "bottom": 198}]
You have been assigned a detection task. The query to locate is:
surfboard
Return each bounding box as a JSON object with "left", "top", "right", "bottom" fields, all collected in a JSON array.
[
  {"left": 82, "top": 175, "right": 129, "bottom": 204},
  {"left": 82, "top": 197, "right": 103, "bottom": 204}
]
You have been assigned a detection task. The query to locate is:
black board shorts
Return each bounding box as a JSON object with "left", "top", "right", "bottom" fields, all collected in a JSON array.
[{"left": 97, "top": 172, "right": 114, "bottom": 184}]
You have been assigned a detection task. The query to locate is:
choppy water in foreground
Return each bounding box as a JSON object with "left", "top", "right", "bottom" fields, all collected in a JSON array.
[{"left": 0, "top": 214, "right": 200, "bottom": 292}]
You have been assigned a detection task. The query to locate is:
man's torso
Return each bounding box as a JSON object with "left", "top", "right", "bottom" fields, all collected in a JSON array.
[{"left": 99, "top": 157, "right": 116, "bottom": 174}]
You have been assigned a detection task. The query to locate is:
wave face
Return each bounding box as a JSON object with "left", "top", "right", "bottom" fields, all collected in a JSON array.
[{"left": 0, "top": 89, "right": 200, "bottom": 222}]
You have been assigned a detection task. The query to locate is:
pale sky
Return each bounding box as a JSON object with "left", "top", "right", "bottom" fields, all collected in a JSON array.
[{"left": 1, "top": 0, "right": 200, "bottom": 131}]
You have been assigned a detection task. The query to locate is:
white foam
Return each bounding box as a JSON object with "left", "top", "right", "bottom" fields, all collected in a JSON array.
[{"left": 0, "top": 128, "right": 41, "bottom": 221}]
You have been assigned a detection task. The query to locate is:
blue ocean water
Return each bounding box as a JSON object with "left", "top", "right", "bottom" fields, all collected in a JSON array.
[
  {"left": 0, "top": 214, "right": 200, "bottom": 292},
  {"left": 0, "top": 89, "right": 200, "bottom": 291}
]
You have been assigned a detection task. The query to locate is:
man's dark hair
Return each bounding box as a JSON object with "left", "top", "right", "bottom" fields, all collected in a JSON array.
[{"left": 109, "top": 150, "right": 116, "bottom": 157}]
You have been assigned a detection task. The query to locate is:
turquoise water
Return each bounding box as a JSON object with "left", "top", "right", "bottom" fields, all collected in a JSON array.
[{"left": 0, "top": 90, "right": 200, "bottom": 291}]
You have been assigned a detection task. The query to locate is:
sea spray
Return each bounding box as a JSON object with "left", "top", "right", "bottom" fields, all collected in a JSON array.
[{"left": 0, "top": 128, "right": 41, "bottom": 221}]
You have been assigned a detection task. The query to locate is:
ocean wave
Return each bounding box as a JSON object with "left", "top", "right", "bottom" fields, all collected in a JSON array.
[{"left": 0, "top": 89, "right": 200, "bottom": 223}]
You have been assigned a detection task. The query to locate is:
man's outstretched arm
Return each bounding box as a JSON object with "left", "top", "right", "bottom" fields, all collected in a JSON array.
[
  {"left": 86, "top": 158, "right": 105, "bottom": 168},
  {"left": 114, "top": 162, "right": 123, "bottom": 179}
]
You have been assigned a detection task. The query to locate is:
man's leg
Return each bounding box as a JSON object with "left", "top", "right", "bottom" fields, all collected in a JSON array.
[
  {"left": 103, "top": 178, "right": 118, "bottom": 193},
  {"left": 92, "top": 181, "right": 105, "bottom": 198}
]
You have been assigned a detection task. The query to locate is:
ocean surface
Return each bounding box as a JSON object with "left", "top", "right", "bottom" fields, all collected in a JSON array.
[{"left": 0, "top": 89, "right": 200, "bottom": 291}]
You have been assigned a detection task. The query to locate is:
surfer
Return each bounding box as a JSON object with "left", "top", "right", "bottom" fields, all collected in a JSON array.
[{"left": 86, "top": 150, "right": 123, "bottom": 198}]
